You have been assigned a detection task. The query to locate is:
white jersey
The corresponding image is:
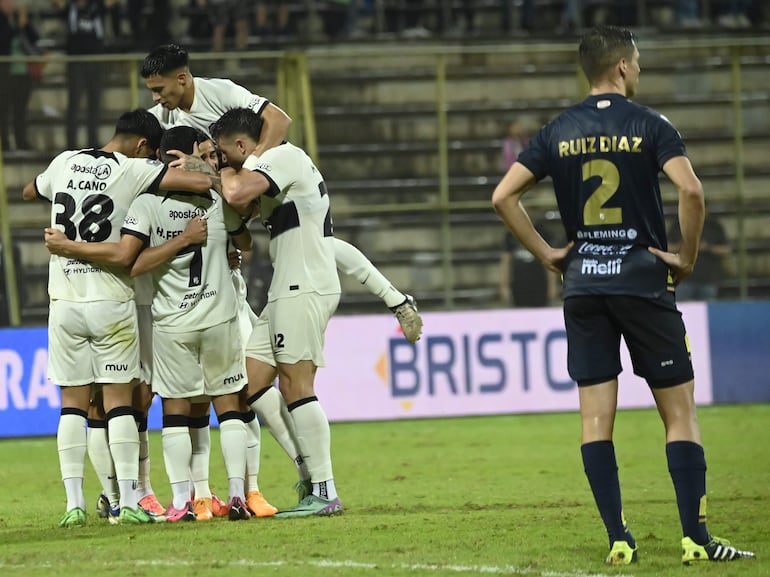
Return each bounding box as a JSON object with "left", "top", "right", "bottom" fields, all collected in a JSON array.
[
  {"left": 247, "top": 144, "right": 341, "bottom": 301},
  {"left": 148, "top": 77, "right": 269, "bottom": 135},
  {"left": 121, "top": 190, "right": 243, "bottom": 332},
  {"left": 35, "top": 149, "right": 166, "bottom": 302}
]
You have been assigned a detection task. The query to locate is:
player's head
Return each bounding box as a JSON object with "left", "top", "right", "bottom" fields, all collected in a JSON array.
[
  {"left": 209, "top": 108, "right": 264, "bottom": 170},
  {"left": 159, "top": 125, "right": 199, "bottom": 165},
  {"left": 112, "top": 109, "right": 163, "bottom": 159},
  {"left": 197, "top": 132, "right": 221, "bottom": 172},
  {"left": 579, "top": 26, "right": 639, "bottom": 97},
  {"left": 141, "top": 44, "right": 192, "bottom": 110}
]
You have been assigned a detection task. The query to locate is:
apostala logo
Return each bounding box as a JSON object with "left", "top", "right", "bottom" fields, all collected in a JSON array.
[{"left": 71, "top": 163, "right": 112, "bottom": 180}]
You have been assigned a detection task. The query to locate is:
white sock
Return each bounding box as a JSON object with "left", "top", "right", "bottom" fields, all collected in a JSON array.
[
  {"left": 333, "top": 239, "right": 406, "bottom": 308},
  {"left": 249, "top": 386, "right": 309, "bottom": 480},
  {"left": 289, "top": 399, "right": 335, "bottom": 489},
  {"left": 190, "top": 423, "right": 212, "bottom": 500},
  {"left": 162, "top": 426, "right": 192, "bottom": 508},
  {"left": 219, "top": 417, "right": 247, "bottom": 501},
  {"left": 244, "top": 411, "right": 261, "bottom": 493},
  {"left": 171, "top": 481, "right": 191, "bottom": 510},
  {"left": 58, "top": 412, "right": 87, "bottom": 511},
  {"left": 107, "top": 411, "right": 140, "bottom": 510},
  {"left": 137, "top": 428, "right": 153, "bottom": 499},
  {"left": 86, "top": 420, "right": 119, "bottom": 508},
  {"left": 229, "top": 477, "right": 245, "bottom": 503},
  {"left": 313, "top": 479, "right": 338, "bottom": 501}
]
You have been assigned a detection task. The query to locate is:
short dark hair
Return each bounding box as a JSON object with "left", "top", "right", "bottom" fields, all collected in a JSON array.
[
  {"left": 141, "top": 44, "right": 189, "bottom": 78},
  {"left": 114, "top": 109, "right": 163, "bottom": 152},
  {"left": 194, "top": 129, "right": 212, "bottom": 145},
  {"left": 209, "top": 108, "right": 264, "bottom": 143},
  {"left": 579, "top": 26, "right": 637, "bottom": 84},
  {"left": 159, "top": 125, "right": 199, "bottom": 164}
]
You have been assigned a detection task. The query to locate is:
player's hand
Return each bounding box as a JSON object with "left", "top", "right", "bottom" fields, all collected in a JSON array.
[
  {"left": 183, "top": 216, "right": 208, "bottom": 245},
  {"left": 167, "top": 144, "right": 212, "bottom": 174},
  {"left": 44, "top": 227, "right": 70, "bottom": 255},
  {"left": 542, "top": 241, "right": 574, "bottom": 274},
  {"left": 228, "top": 250, "right": 242, "bottom": 270},
  {"left": 648, "top": 246, "right": 693, "bottom": 285}
]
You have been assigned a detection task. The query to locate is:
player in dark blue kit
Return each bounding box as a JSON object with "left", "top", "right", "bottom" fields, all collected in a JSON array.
[{"left": 492, "top": 25, "right": 755, "bottom": 566}]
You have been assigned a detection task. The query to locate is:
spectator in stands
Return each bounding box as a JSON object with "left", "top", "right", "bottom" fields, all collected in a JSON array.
[
  {"left": 668, "top": 216, "right": 731, "bottom": 301},
  {"left": 187, "top": 0, "right": 212, "bottom": 41},
  {"left": 9, "top": 1, "right": 41, "bottom": 152},
  {"left": 0, "top": 0, "right": 13, "bottom": 152},
  {"left": 202, "top": 0, "right": 249, "bottom": 50},
  {"left": 401, "top": 0, "right": 430, "bottom": 38},
  {"left": 255, "top": 0, "right": 289, "bottom": 37},
  {"left": 501, "top": 116, "right": 532, "bottom": 172},
  {"left": 674, "top": 0, "right": 705, "bottom": 28},
  {"left": 499, "top": 211, "right": 562, "bottom": 308},
  {"left": 54, "top": 0, "right": 105, "bottom": 149},
  {"left": 717, "top": 0, "right": 752, "bottom": 28}
]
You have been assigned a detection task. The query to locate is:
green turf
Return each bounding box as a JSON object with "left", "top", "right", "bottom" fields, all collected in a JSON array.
[{"left": 0, "top": 405, "right": 767, "bottom": 577}]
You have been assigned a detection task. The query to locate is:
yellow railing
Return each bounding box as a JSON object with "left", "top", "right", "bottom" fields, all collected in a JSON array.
[{"left": 2, "top": 36, "right": 769, "bottom": 323}]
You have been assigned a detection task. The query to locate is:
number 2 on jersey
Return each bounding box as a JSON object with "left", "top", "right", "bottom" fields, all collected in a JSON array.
[{"left": 582, "top": 159, "right": 622, "bottom": 226}]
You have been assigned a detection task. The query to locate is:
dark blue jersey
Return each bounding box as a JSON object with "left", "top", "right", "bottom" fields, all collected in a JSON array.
[{"left": 517, "top": 93, "right": 686, "bottom": 298}]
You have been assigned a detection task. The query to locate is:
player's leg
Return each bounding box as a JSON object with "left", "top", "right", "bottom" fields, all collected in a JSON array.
[
  {"left": 188, "top": 400, "right": 216, "bottom": 521},
  {"left": 211, "top": 393, "right": 250, "bottom": 521},
  {"left": 240, "top": 390, "right": 278, "bottom": 517},
  {"left": 132, "top": 383, "right": 165, "bottom": 518},
  {"left": 268, "top": 294, "right": 343, "bottom": 518},
  {"left": 86, "top": 391, "right": 120, "bottom": 523},
  {"left": 201, "top": 317, "right": 250, "bottom": 520},
  {"left": 160, "top": 397, "right": 196, "bottom": 522},
  {"left": 333, "top": 238, "right": 423, "bottom": 343},
  {"left": 153, "top": 326, "right": 201, "bottom": 522},
  {"left": 92, "top": 300, "right": 149, "bottom": 524},
  {"left": 564, "top": 296, "right": 635, "bottom": 565},
  {"left": 244, "top": 315, "right": 311, "bottom": 498},
  {"left": 49, "top": 301, "right": 99, "bottom": 527},
  {"left": 614, "top": 294, "right": 755, "bottom": 564},
  {"left": 57, "top": 384, "right": 91, "bottom": 527}
]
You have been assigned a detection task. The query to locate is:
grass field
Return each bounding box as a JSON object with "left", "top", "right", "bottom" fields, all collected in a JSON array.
[{"left": 0, "top": 404, "right": 767, "bottom": 577}]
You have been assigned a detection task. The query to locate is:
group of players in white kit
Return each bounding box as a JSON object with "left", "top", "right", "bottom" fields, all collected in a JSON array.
[{"left": 24, "top": 44, "right": 424, "bottom": 525}]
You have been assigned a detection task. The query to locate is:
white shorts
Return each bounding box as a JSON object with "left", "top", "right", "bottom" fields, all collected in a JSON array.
[
  {"left": 245, "top": 314, "right": 275, "bottom": 367},
  {"left": 48, "top": 299, "right": 140, "bottom": 387},
  {"left": 137, "top": 304, "right": 153, "bottom": 384},
  {"left": 152, "top": 316, "right": 246, "bottom": 399},
  {"left": 237, "top": 296, "right": 259, "bottom": 355},
  {"left": 264, "top": 293, "right": 339, "bottom": 367}
]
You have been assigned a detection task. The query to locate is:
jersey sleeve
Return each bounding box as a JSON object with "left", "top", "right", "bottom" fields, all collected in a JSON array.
[
  {"left": 121, "top": 194, "right": 154, "bottom": 244},
  {"left": 653, "top": 113, "right": 687, "bottom": 169},
  {"left": 246, "top": 146, "right": 297, "bottom": 197},
  {"left": 34, "top": 151, "right": 70, "bottom": 202},
  {"left": 124, "top": 158, "right": 168, "bottom": 197},
  {"left": 225, "top": 79, "right": 269, "bottom": 116}
]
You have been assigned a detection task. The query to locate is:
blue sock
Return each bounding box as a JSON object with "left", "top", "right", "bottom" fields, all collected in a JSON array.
[
  {"left": 666, "top": 441, "right": 710, "bottom": 545},
  {"left": 581, "top": 441, "right": 635, "bottom": 548}
]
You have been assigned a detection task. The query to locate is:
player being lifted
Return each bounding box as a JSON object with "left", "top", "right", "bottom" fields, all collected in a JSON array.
[{"left": 141, "top": 44, "right": 423, "bottom": 344}]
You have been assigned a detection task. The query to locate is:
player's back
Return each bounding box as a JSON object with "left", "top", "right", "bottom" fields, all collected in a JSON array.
[
  {"left": 519, "top": 94, "right": 688, "bottom": 298},
  {"left": 123, "top": 191, "right": 238, "bottom": 332},
  {"left": 35, "top": 149, "right": 166, "bottom": 302},
  {"left": 255, "top": 143, "right": 340, "bottom": 301}
]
